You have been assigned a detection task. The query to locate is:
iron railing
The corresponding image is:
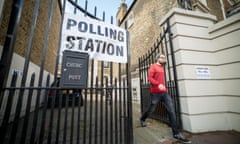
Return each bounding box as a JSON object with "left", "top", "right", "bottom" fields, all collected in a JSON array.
[
  {"left": 0, "top": 0, "right": 133, "bottom": 144},
  {"left": 138, "top": 19, "right": 182, "bottom": 129}
]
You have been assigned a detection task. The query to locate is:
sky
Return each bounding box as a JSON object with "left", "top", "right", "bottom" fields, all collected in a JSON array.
[{"left": 65, "top": 0, "right": 134, "bottom": 24}]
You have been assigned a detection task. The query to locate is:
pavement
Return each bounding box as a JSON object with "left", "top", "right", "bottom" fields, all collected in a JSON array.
[{"left": 132, "top": 102, "right": 240, "bottom": 144}]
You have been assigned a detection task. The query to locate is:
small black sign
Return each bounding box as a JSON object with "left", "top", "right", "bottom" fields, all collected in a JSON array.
[{"left": 60, "top": 50, "right": 89, "bottom": 88}]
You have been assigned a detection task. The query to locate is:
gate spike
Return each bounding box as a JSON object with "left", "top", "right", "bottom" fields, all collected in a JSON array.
[
  {"left": 102, "top": 11, "right": 105, "bottom": 21},
  {"left": 84, "top": 0, "right": 88, "bottom": 16},
  {"left": 94, "top": 6, "right": 97, "bottom": 16}
]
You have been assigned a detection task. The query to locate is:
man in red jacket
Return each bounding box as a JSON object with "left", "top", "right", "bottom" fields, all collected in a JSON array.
[{"left": 140, "top": 53, "right": 191, "bottom": 143}]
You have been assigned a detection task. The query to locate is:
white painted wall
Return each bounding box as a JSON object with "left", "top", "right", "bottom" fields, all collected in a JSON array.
[
  {"left": 160, "top": 8, "right": 240, "bottom": 133},
  {"left": 0, "top": 53, "right": 54, "bottom": 124}
]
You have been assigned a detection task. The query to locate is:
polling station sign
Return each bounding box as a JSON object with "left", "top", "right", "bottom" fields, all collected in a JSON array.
[{"left": 60, "top": 13, "right": 128, "bottom": 63}]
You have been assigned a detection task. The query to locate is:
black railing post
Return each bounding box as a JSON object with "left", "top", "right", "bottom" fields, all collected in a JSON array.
[
  {"left": 167, "top": 19, "right": 182, "bottom": 129},
  {"left": 125, "top": 28, "right": 133, "bottom": 144},
  {"left": 0, "top": 0, "right": 24, "bottom": 104},
  {"left": 0, "top": 72, "right": 18, "bottom": 143},
  {"left": 138, "top": 18, "right": 182, "bottom": 128}
]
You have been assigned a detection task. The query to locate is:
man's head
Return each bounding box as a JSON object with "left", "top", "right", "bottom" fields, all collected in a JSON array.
[{"left": 155, "top": 53, "right": 166, "bottom": 65}]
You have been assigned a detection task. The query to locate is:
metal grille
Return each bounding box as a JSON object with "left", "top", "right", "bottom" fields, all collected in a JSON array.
[
  {"left": 138, "top": 19, "right": 182, "bottom": 128},
  {"left": 0, "top": 0, "right": 133, "bottom": 144}
]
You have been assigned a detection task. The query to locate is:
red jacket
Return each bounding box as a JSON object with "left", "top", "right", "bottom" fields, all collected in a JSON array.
[{"left": 148, "top": 63, "right": 167, "bottom": 93}]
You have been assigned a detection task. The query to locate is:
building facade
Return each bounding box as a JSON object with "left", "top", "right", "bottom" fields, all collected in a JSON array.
[
  {"left": 0, "top": 0, "right": 61, "bottom": 123},
  {"left": 116, "top": 0, "right": 239, "bottom": 73},
  {"left": 0, "top": 0, "right": 61, "bottom": 75},
  {"left": 116, "top": 0, "right": 240, "bottom": 132}
]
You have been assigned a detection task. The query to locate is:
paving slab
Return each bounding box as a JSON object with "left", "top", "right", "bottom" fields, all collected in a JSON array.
[{"left": 132, "top": 102, "right": 240, "bottom": 144}]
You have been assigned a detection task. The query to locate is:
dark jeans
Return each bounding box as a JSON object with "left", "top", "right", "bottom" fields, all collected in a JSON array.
[{"left": 140, "top": 92, "right": 179, "bottom": 135}]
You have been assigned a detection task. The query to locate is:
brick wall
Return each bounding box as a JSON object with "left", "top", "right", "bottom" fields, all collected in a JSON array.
[
  {"left": 117, "top": 0, "right": 226, "bottom": 72},
  {"left": 0, "top": 1, "right": 11, "bottom": 47},
  {"left": 118, "top": 0, "right": 178, "bottom": 71},
  {"left": 207, "top": 0, "right": 224, "bottom": 21},
  {"left": 116, "top": 2, "right": 127, "bottom": 25},
  {"left": 0, "top": 0, "right": 61, "bottom": 74}
]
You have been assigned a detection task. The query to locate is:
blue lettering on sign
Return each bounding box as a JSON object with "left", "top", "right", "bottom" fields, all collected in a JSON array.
[
  {"left": 78, "top": 21, "right": 88, "bottom": 32},
  {"left": 66, "top": 18, "right": 77, "bottom": 30},
  {"left": 65, "top": 36, "right": 124, "bottom": 57},
  {"left": 66, "top": 18, "right": 125, "bottom": 42}
]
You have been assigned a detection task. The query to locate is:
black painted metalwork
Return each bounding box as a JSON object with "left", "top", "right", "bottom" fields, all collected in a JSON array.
[
  {"left": 0, "top": 0, "right": 133, "bottom": 144},
  {"left": 138, "top": 19, "right": 182, "bottom": 129},
  {"left": 178, "top": 0, "right": 193, "bottom": 10}
]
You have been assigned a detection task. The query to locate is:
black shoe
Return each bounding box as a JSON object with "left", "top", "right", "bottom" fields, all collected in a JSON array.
[
  {"left": 174, "top": 133, "right": 191, "bottom": 143},
  {"left": 139, "top": 119, "right": 147, "bottom": 127}
]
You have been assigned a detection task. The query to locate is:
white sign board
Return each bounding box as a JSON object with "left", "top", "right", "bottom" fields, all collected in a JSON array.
[
  {"left": 195, "top": 66, "right": 211, "bottom": 79},
  {"left": 60, "top": 13, "right": 128, "bottom": 63}
]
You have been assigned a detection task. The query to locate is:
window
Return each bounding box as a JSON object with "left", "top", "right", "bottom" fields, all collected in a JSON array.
[
  {"left": 178, "top": 0, "right": 193, "bottom": 10},
  {"left": 127, "top": 12, "right": 134, "bottom": 28},
  {"left": 224, "top": 0, "right": 240, "bottom": 17}
]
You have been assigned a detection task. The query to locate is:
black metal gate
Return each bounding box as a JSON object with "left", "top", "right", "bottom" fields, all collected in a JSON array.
[
  {"left": 138, "top": 19, "right": 182, "bottom": 128},
  {"left": 0, "top": 0, "right": 133, "bottom": 144}
]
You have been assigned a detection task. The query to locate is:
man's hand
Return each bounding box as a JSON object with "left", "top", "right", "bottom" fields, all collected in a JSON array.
[{"left": 158, "top": 84, "right": 166, "bottom": 90}]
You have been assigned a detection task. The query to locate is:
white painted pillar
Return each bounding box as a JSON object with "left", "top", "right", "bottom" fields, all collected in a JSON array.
[{"left": 159, "top": 8, "right": 240, "bottom": 132}]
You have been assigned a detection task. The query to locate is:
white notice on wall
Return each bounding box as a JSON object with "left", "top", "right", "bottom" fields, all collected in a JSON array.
[{"left": 195, "top": 66, "right": 211, "bottom": 79}]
